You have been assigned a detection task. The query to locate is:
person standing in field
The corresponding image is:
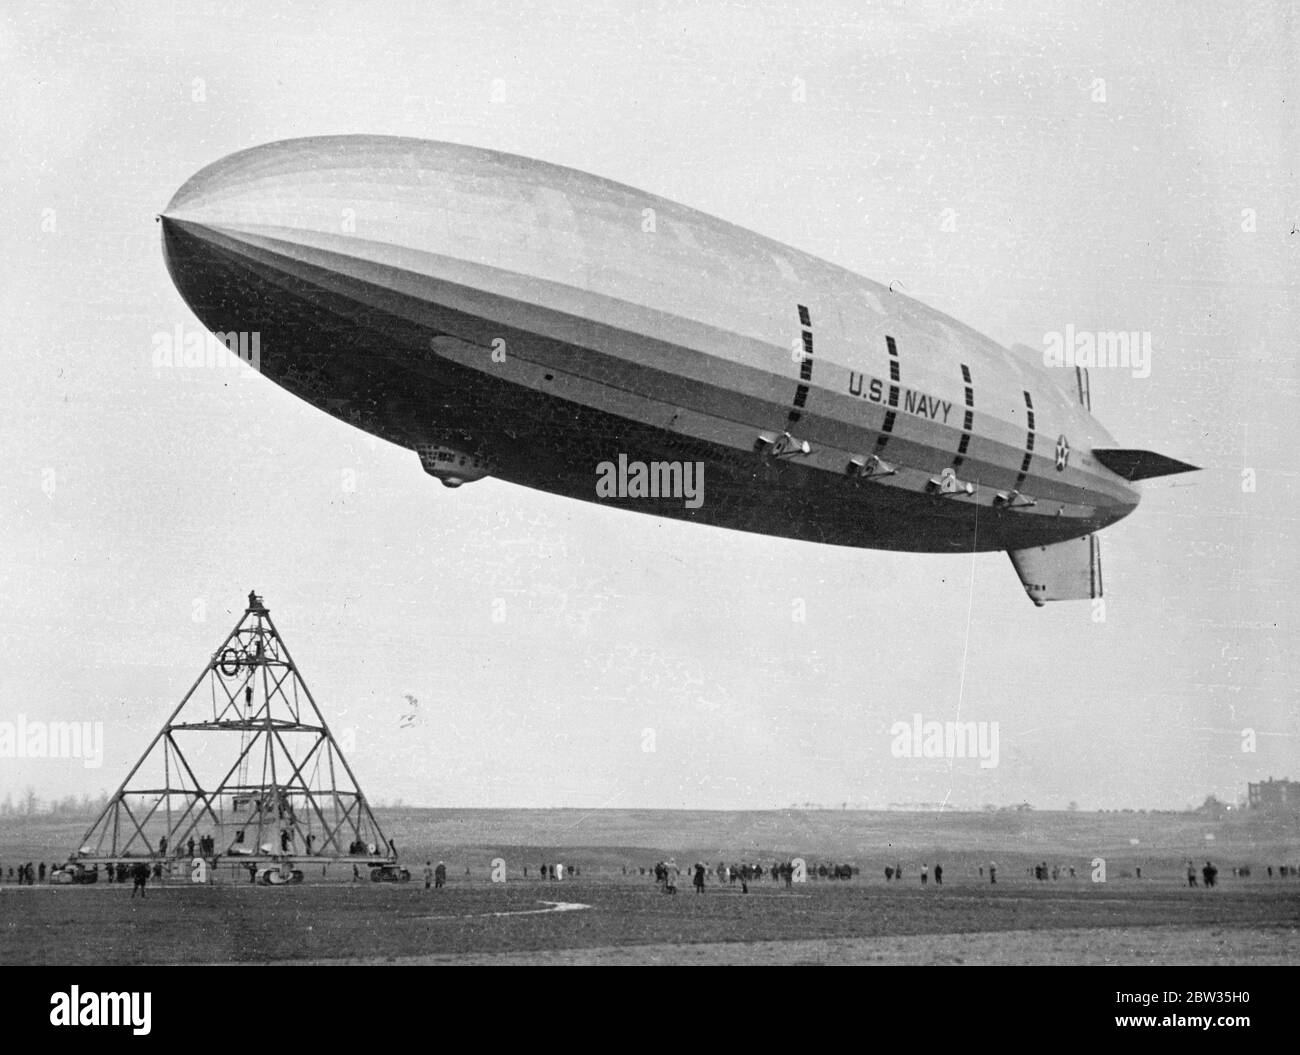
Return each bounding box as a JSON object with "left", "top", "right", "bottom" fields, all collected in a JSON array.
[
  {"left": 434, "top": 861, "right": 446, "bottom": 889},
  {"left": 424, "top": 861, "right": 433, "bottom": 890},
  {"left": 130, "top": 861, "right": 149, "bottom": 899}
]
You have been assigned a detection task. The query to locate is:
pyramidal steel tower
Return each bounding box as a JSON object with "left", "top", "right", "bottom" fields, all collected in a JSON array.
[{"left": 77, "top": 591, "right": 392, "bottom": 867}]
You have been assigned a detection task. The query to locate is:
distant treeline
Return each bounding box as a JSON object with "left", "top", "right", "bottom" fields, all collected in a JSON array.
[
  {"left": 0, "top": 790, "right": 110, "bottom": 819},
  {"left": 786, "top": 797, "right": 1260, "bottom": 814}
]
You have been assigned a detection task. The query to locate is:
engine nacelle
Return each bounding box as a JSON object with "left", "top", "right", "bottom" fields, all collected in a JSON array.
[{"left": 415, "top": 442, "right": 491, "bottom": 487}]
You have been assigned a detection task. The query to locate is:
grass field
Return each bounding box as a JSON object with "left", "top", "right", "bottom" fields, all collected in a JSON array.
[{"left": 2, "top": 808, "right": 1296, "bottom": 965}]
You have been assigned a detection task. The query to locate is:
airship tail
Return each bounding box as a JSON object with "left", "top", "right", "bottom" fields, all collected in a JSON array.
[{"left": 1008, "top": 534, "right": 1103, "bottom": 607}]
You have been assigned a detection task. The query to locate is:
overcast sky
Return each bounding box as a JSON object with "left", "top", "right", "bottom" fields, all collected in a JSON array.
[{"left": 1, "top": 0, "right": 1295, "bottom": 811}]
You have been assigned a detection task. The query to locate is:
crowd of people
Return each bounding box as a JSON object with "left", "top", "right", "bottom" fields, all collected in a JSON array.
[
  {"left": 157, "top": 833, "right": 219, "bottom": 858},
  {"left": 605, "top": 856, "right": 1295, "bottom": 890},
  {"left": 528, "top": 863, "right": 580, "bottom": 879},
  {"left": 639, "top": 859, "right": 828, "bottom": 893},
  {"left": 4, "top": 862, "right": 51, "bottom": 884},
  {"left": 2, "top": 850, "right": 1295, "bottom": 889},
  {"left": 1027, "top": 862, "right": 1076, "bottom": 881}
]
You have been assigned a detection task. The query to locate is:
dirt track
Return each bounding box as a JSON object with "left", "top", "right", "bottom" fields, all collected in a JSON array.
[{"left": 307, "top": 924, "right": 1295, "bottom": 966}]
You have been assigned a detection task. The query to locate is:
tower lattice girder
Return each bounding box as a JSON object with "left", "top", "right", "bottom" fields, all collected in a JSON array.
[{"left": 76, "top": 592, "right": 393, "bottom": 866}]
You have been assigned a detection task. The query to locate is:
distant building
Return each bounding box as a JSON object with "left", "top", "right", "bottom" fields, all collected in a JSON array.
[
  {"left": 1247, "top": 778, "right": 1298, "bottom": 810},
  {"left": 1194, "top": 795, "right": 1230, "bottom": 818}
]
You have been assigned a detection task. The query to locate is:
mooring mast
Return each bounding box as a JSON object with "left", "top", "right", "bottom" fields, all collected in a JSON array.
[{"left": 76, "top": 591, "right": 393, "bottom": 868}]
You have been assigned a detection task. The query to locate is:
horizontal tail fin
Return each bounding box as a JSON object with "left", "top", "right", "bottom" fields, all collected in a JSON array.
[
  {"left": 1009, "top": 534, "right": 1103, "bottom": 607},
  {"left": 1092, "top": 448, "right": 1199, "bottom": 482}
]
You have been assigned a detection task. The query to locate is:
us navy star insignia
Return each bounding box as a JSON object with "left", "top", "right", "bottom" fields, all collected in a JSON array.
[{"left": 1055, "top": 435, "right": 1070, "bottom": 472}]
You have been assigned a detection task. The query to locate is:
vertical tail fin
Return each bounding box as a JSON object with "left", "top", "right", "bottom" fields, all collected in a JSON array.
[{"left": 1008, "top": 534, "right": 1103, "bottom": 607}]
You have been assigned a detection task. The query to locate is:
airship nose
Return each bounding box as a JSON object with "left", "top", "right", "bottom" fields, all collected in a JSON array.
[
  {"left": 161, "top": 141, "right": 304, "bottom": 342},
  {"left": 160, "top": 136, "right": 448, "bottom": 332},
  {"left": 162, "top": 134, "right": 446, "bottom": 243},
  {"left": 164, "top": 144, "right": 325, "bottom": 229},
  {"left": 160, "top": 138, "right": 386, "bottom": 374},
  {"left": 161, "top": 138, "right": 341, "bottom": 273},
  {"left": 160, "top": 137, "right": 457, "bottom": 439}
]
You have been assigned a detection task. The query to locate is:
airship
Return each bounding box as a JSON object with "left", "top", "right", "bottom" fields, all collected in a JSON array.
[{"left": 161, "top": 136, "right": 1195, "bottom": 605}]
